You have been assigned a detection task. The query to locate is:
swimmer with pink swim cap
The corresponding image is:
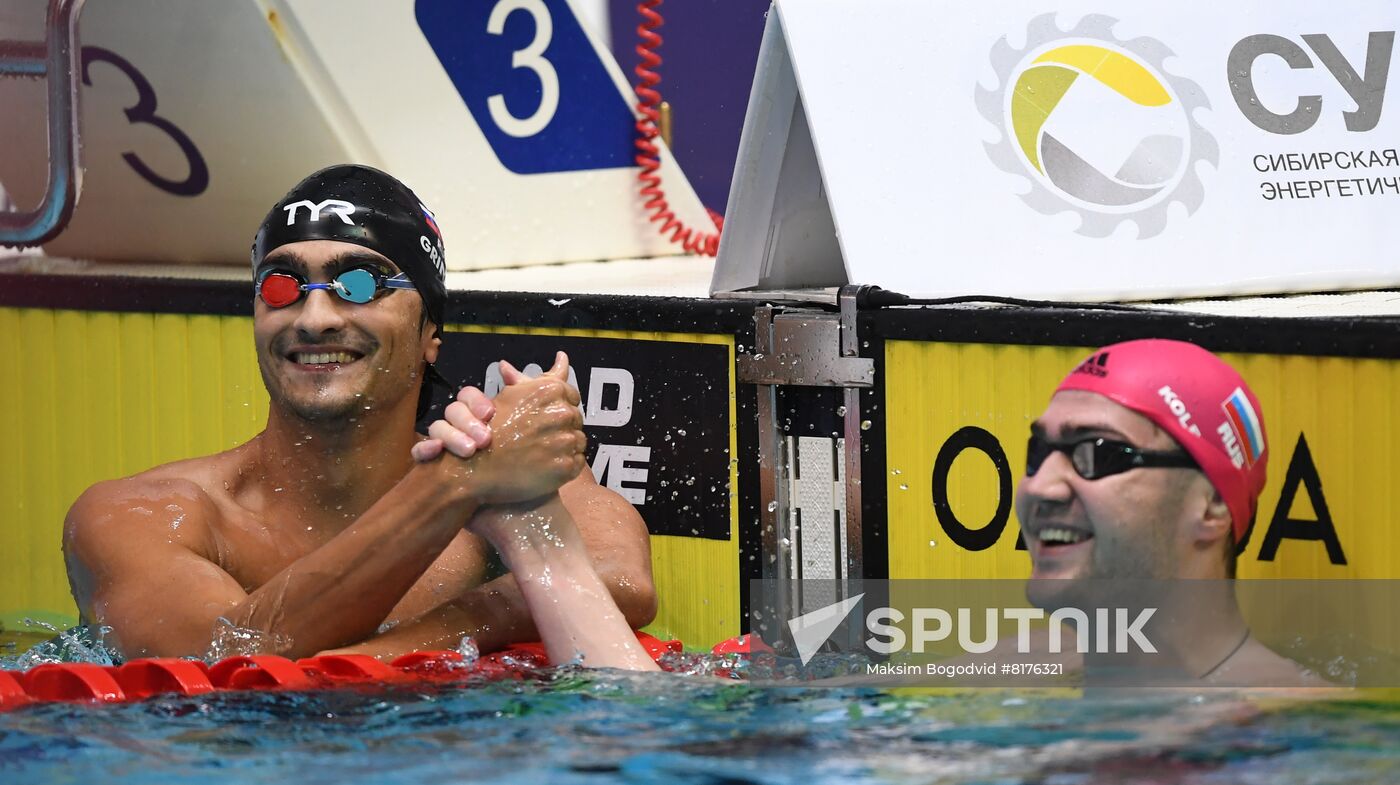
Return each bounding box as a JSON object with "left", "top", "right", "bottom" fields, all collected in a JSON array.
[
  {"left": 1018, "top": 339, "right": 1268, "bottom": 582},
  {"left": 1017, "top": 339, "right": 1327, "bottom": 686},
  {"left": 1053, "top": 339, "right": 1268, "bottom": 545}
]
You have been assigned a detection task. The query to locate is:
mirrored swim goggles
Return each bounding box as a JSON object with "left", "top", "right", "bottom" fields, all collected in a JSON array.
[
  {"left": 1025, "top": 435, "right": 1197, "bottom": 480},
  {"left": 256, "top": 266, "right": 416, "bottom": 308}
]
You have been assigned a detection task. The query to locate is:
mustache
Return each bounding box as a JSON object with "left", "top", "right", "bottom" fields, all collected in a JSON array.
[
  {"left": 272, "top": 332, "right": 377, "bottom": 357},
  {"left": 1022, "top": 499, "right": 1083, "bottom": 528}
]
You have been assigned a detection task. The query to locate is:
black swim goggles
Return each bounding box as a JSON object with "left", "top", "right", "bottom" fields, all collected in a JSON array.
[
  {"left": 256, "top": 265, "right": 416, "bottom": 308},
  {"left": 1026, "top": 435, "right": 1197, "bottom": 480}
]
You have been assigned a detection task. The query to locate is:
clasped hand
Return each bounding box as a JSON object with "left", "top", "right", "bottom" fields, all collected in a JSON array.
[{"left": 415, "top": 352, "right": 586, "bottom": 504}]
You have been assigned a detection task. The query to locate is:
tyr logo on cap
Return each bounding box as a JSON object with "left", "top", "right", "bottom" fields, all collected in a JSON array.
[{"left": 283, "top": 199, "right": 357, "bottom": 226}]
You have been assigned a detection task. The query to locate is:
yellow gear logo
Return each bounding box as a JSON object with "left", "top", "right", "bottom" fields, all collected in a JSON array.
[{"left": 977, "top": 14, "right": 1218, "bottom": 238}]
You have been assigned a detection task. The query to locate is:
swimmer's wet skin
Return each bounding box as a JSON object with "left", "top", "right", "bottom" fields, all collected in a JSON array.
[{"left": 62, "top": 164, "right": 658, "bottom": 669}]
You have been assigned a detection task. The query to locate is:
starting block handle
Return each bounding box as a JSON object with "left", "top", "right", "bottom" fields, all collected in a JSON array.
[{"left": 0, "top": 0, "right": 86, "bottom": 247}]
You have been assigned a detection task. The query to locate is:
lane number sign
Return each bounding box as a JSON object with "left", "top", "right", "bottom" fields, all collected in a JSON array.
[{"left": 416, "top": 0, "right": 636, "bottom": 175}]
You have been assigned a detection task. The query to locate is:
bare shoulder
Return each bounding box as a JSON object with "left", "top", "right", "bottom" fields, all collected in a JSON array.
[
  {"left": 70, "top": 453, "right": 225, "bottom": 518},
  {"left": 65, "top": 454, "right": 231, "bottom": 561},
  {"left": 1227, "top": 640, "right": 1342, "bottom": 689}
]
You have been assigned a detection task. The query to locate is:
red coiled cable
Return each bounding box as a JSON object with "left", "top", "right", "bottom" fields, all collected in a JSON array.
[{"left": 634, "top": 0, "right": 723, "bottom": 257}]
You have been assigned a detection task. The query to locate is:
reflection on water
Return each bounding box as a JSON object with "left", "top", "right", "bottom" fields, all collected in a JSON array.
[{"left": 0, "top": 656, "right": 1396, "bottom": 785}]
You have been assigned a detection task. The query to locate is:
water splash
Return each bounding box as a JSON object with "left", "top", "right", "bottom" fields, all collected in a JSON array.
[
  {"left": 204, "top": 617, "right": 292, "bottom": 661},
  {"left": 657, "top": 650, "right": 748, "bottom": 679},
  {"left": 1, "top": 620, "right": 122, "bottom": 669},
  {"left": 456, "top": 636, "right": 480, "bottom": 666}
]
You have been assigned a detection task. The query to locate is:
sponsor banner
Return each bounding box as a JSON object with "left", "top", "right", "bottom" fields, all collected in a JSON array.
[
  {"left": 717, "top": 0, "right": 1399, "bottom": 299},
  {"left": 884, "top": 341, "right": 1398, "bottom": 581},
  {"left": 748, "top": 579, "right": 1400, "bottom": 688},
  {"left": 434, "top": 329, "right": 734, "bottom": 540}
]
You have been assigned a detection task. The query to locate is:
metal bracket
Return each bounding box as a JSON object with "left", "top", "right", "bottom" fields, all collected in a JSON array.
[
  {"left": 745, "top": 285, "right": 873, "bottom": 602},
  {"left": 0, "top": 0, "right": 88, "bottom": 247},
  {"left": 837, "top": 285, "right": 865, "bottom": 580},
  {"left": 737, "top": 299, "right": 874, "bottom": 388}
]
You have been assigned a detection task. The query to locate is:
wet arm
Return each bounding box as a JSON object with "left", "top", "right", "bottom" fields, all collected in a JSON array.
[
  {"left": 65, "top": 466, "right": 482, "bottom": 660},
  {"left": 327, "top": 475, "right": 657, "bottom": 660}
]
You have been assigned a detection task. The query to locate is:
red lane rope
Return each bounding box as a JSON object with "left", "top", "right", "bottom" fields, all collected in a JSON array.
[
  {"left": 0, "top": 632, "right": 688, "bottom": 710},
  {"left": 634, "top": 0, "right": 723, "bottom": 257}
]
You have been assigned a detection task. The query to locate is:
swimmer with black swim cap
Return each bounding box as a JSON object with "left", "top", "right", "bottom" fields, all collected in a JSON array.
[
  {"left": 63, "top": 164, "right": 659, "bottom": 670},
  {"left": 1018, "top": 339, "right": 1328, "bottom": 686},
  {"left": 251, "top": 164, "right": 451, "bottom": 420}
]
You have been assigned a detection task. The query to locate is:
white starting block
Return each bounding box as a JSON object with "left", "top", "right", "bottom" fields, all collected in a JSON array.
[
  {"left": 0, "top": 0, "right": 710, "bottom": 268},
  {"left": 714, "top": 0, "right": 1399, "bottom": 301}
]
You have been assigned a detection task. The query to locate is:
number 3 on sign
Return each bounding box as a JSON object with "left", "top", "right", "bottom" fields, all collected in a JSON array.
[
  {"left": 486, "top": 0, "right": 559, "bottom": 138},
  {"left": 417, "top": 0, "right": 636, "bottom": 175},
  {"left": 81, "top": 46, "right": 210, "bottom": 197}
]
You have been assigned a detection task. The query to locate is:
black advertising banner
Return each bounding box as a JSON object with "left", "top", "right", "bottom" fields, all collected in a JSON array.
[{"left": 433, "top": 331, "right": 732, "bottom": 540}]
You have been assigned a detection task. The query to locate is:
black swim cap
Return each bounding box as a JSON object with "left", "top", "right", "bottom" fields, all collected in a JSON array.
[{"left": 251, "top": 164, "right": 447, "bottom": 329}]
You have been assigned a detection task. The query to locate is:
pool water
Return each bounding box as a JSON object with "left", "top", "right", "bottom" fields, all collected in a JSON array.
[{"left": 2, "top": 661, "right": 1397, "bottom": 785}]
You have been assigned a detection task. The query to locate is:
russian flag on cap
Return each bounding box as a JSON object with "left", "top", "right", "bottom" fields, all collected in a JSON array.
[
  {"left": 1221, "top": 387, "right": 1264, "bottom": 467},
  {"left": 420, "top": 203, "right": 441, "bottom": 239}
]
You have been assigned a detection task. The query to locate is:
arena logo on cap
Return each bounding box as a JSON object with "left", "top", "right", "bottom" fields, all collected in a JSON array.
[
  {"left": 976, "top": 13, "right": 1219, "bottom": 239},
  {"left": 1218, "top": 387, "right": 1264, "bottom": 469}
]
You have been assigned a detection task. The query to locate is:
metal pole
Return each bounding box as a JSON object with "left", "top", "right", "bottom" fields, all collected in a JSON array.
[{"left": 0, "top": 0, "right": 87, "bottom": 247}]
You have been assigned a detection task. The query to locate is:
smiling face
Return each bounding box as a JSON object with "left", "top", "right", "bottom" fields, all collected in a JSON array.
[
  {"left": 253, "top": 240, "right": 439, "bottom": 425},
  {"left": 1016, "top": 391, "right": 1222, "bottom": 594}
]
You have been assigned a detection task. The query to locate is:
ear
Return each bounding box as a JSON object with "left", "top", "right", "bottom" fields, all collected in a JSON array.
[
  {"left": 1196, "top": 484, "right": 1233, "bottom": 548},
  {"left": 423, "top": 324, "right": 442, "bottom": 365}
]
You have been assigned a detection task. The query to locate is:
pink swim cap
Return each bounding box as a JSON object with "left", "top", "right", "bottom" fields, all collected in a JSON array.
[{"left": 1055, "top": 339, "right": 1268, "bottom": 541}]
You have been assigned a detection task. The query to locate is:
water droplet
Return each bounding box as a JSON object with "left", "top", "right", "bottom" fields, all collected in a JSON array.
[{"left": 860, "top": 420, "right": 872, "bottom": 431}]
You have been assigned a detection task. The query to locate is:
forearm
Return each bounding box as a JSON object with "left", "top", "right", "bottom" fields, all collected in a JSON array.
[
  {"left": 332, "top": 543, "right": 654, "bottom": 660},
  {"left": 485, "top": 496, "right": 658, "bottom": 670},
  {"left": 226, "top": 463, "right": 481, "bottom": 658},
  {"left": 325, "top": 576, "right": 530, "bottom": 659}
]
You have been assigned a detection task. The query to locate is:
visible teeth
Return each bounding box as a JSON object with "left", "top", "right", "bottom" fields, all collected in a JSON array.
[
  {"left": 295, "top": 351, "right": 355, "bottom": 365},
  {"left": 1038, "top": 527, "right": 1088, "bottom": 544}
]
